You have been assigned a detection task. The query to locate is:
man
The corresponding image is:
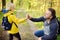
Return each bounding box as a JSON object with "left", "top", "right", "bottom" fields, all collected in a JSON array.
[
  {"left": 3, "top": 3, "right": 27, "bottom": 40},
  {"left": 27, "top": 8, "right": 58, "bottom": 40}
]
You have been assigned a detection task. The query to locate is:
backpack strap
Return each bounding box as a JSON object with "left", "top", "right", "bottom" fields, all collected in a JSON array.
[
  {"left": 12, "top": 22, "right": 18, "bottom": 28},
  {"left": 11, "top": 14, "right": 18, "bottom": 28}
]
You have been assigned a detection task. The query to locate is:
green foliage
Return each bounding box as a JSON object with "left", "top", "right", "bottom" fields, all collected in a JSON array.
[{"left": 0, "top": 12, "right": 3, "bottom": 24}]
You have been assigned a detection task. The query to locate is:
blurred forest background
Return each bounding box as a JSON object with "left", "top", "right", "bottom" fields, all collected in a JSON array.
[{"left": 0, "top": 0, "right": 60, "bottom": 40}]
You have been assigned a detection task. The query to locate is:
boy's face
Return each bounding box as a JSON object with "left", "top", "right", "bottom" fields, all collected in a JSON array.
[
  {"left": 6, "top": 3, "right": 15, "bottom": 11},
  {"left": 44, "top": 10, "right": 52, "bottom": 19},
  {"left": 10, "top": 6, "right": 15, "bottom": 11}
]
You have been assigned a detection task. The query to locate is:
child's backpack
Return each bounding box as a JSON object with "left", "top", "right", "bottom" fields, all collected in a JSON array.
[
  {"left": 2, "top": 16, "right": 18, "bottom": 31},
  {"left": 2, "top": 16, "right": 12, "bottom": 30}
]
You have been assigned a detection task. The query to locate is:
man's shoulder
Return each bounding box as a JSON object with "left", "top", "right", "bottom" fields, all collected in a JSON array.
[{"left": 50, "top": 22, "right": 58, "bottom": 28}]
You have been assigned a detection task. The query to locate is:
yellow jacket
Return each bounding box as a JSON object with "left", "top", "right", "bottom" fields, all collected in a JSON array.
[{"left": 4, "top": 11, "right": 26, "bottom": 34}]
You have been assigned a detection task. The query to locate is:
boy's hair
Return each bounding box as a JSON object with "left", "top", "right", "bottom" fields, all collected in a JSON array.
[
  {"left": 6, "top": 2, "right": 15, "bottom": 10},
  {"left": 48, "top": 8, "right": 56, "bottom": 18}
]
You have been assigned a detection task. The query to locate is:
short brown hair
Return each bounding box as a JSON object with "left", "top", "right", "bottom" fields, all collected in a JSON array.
[{"left": 48, "top": 8, "right": 56, "bottom": 18}]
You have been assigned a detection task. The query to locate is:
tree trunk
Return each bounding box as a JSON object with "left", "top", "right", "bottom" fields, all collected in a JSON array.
[
  {"left": 11, "top": 0, "right": 13, "bottom": 3},
  {"left": 2, "top": 0, "right": 6, "bottom": 9}
]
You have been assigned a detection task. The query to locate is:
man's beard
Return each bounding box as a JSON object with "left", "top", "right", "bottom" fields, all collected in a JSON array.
[{"left": 45, "top": 17, "right": 51, "bottom": 20}]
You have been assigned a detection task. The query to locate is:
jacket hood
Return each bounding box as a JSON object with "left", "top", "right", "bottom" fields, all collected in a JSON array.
[{"left": 4, "top": 11, "right": 13, "bottom": 17}]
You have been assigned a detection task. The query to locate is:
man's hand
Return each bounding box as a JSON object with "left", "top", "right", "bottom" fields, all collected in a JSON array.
[
  {"left": 38, "top": 37, "right": 42, "bottom": 40},
  {"left": 27, "top": 14, "right": 32, "bottom": 19}
]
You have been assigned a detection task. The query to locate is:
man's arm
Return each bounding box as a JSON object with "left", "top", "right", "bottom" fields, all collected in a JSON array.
[{"left": 30, "top": 17, "right": 45, "bottom": 22}]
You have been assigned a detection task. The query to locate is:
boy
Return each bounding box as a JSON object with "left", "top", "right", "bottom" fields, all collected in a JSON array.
[{"left": 3, "top": 3, "right": 27, "bottom": 40}]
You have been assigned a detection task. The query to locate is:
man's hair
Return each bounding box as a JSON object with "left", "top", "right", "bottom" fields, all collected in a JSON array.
[{"left": 48, "top": 8, "right": 56, "bottom": 18}]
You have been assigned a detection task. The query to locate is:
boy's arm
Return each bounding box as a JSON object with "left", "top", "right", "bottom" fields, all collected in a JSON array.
[
  {"left": 18, "top": 18, "right": 27, "bottom": 23},
  {"left": 11, "top": 15, "right": 27, "bottom": 24}
]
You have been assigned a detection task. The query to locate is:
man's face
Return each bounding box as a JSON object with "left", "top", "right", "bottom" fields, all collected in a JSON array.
[{"left": 44, "top": 10, "right": 52, "bottom": 19}]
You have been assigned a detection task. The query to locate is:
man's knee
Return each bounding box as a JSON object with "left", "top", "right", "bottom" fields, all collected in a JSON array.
[{"left": 34, "top": 30, "right": 44, "bottom": 37}]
